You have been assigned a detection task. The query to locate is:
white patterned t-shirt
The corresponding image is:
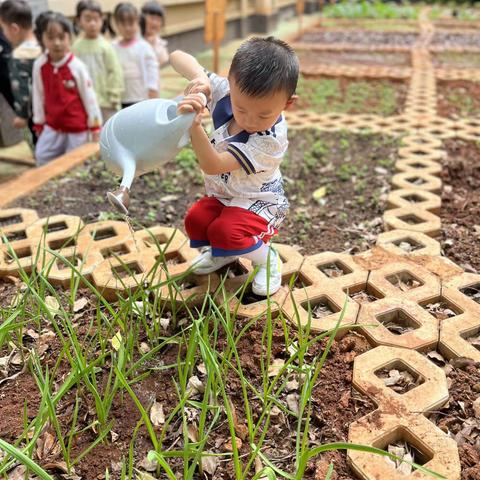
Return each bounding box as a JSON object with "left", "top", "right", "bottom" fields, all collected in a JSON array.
[{"left": 203, "top": 72, "right": 289, "bottom": 229}]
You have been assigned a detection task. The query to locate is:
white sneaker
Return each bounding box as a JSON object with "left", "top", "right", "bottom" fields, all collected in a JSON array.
[
  {"left": 191, "top": 246, "right": 238, "bottom": 275},
  {"left": 252, "top": 248, "right": 283, "bottom": 296}
]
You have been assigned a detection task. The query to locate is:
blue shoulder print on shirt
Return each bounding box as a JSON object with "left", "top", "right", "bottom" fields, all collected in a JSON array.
[
  {"left": 212, "top": 95, "right": 233, "bottom": 129},
  {"left": 212, "top": 95, "right": 251, "bottom": 144}
]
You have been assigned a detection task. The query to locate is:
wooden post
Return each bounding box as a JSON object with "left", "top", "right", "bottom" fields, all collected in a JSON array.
[
  {"left": 205, "top": 0, "right": 226, "bottom": 74},
  {"left": 213, "top": 11, "right": 220, "bottom": 73},
  {"left": 297, "top": 0, "right": 305, "bottom": 35}
]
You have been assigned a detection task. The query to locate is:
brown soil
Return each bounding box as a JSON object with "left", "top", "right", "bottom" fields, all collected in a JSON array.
[
  {"left": 294, "top": 77, "right": 407, "bottom": 116},
  {"left": 433, "top": 52, "right": 480, "bottom": 69},
  {"left": 440, "top": 139, "right": 480, "bottom": 273},
  {"left": 0, "top": 325, "right": 179, "bottom": 479},
  {"left": 437, "top": 80, "right": 480, "bottom": 119},
  {"left": 430, "top": 362, "right": 480, "bottom": 480},
  {"left": 0, "top": 278, "right": 375, "bottom": 480},
  {"left": 432, "top": 32, "right": 480, "bottom": 47},
  {"left": 279, "top": 131, "right": 398, "bottom": 255},
  {"left": 296, "top": 30, "right": 418, "bottom": 46},
  {"left": 13, "top": 130, "right": 399, "bottom": 256},
  {"left": 318, "top": 19, "right": 418, "bottom": 32},
  {"left": 297, "top": 50, "right": 411, "bottom": 67}
]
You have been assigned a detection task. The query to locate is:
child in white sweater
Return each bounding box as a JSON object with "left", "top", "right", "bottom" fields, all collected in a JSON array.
[
  {"left": 112, "top": 2, "right": 158, "bottom": 108},
  {"left": 141, "top": 1, "right": 169, "bottom": 67}
]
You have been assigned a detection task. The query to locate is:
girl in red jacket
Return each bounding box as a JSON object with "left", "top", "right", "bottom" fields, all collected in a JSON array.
[{"left": 32, "top": 12, "right": 102, "bottom": 165}]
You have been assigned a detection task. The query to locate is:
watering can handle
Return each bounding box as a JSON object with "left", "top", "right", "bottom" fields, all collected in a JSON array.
[
  {"left": 174, "top": 92, "right": 208, "bottom": 110},
  {"left": 176, "top": 92, "right": 208, "bottom": 148}
]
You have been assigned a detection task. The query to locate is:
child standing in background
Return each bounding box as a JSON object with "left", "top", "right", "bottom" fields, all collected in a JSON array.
[
  {"left": 33, "top": 13, "right": 102, "bottom": 165},
  {"left": 112, "top": 2, "right": 158, "bottom": 108},
  {"left": 72, "top": 0, "right": 124, "bottom": 121},
  {"left": 0, "top": 0, "right": 41, "bottom": 143},
  {"left": 141, "top": 1, "right": 169, "bottom": 67}
]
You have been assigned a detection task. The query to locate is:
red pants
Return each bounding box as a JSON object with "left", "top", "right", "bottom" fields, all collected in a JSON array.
[{"left": 185, "top": 196, "right": 277, "bottom": 256}]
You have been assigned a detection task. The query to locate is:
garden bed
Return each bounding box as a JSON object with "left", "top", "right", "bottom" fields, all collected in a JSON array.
[
  {"left": 297, "top": 49, "right": 411, "bottom": 68},
  {"left": 12, "top": 130, "right": 399, "bottom": 256},
  {"left": 295, "top": 77, "right": 407, "bottom": 117},
  {"left": 317, "top": 19, "right": 418, "bottom": 32},
  {"left": 0, "top": 266, "right": 375, "bottom": 480},
  {"left": 437, "top": 81, "right": 480, "bottom": 119},
  {"left": 432, "top": 32, "right": 480, "bottom": 48},
  {"left": 433, "top": 51, "right": 480, "bottom": 69},
  {"left": 426, "top": 352, "right": 480, "bottom": 480},
  {"left": 440, "top": 139, "right": 480, "bottom": 273},
  {"left": 295, "top": 30, "right": 418, "bottom": 47}
]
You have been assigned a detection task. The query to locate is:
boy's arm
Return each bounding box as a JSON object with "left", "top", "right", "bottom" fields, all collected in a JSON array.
[
  {"left": 190, "top": 123, "right": 241, "bottom": 175},
  {"left": 169, "top": 50, "right": 211, "bottom": 98},
  {"left": 177, "top": 93, "right": 238, "bottom": 175}
]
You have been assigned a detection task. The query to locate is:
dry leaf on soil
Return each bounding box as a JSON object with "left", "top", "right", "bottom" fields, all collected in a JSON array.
[
  {"left": 6, "top": 465, "right": 26, "bottom": 480},
  {"left": 223, "top": 437, "right": 243, "bottom": 452},
  {"left": 150, "top": 401, "right": 165, "bottom": 426},
  {"left": 110, "top": 331, "right": 122, "bottom": 351},
  {"left": 268, "top": 358, "right": 285, "bottom": 377},
  {"left": 286, "top": 393, "right": 300, "bottom": 415},
  {"left": 187, "top": 424, "right": 199, "bottom": 442},
  {"left": 73, "top": 297, "right": 88, "bottom": 312},
  {"left": 45, "top": 296, "right": 60, "bottom": 317},
  {"left": 187, "top": 375, "right": 205, "bottom": 397},
  {"left": 138, "top": 455, "right": 158, "bottom": 472},
  {"left": 36, "top": 429, "right": 61, "bottom": 461},
  {"left": 201, "top": 455, "right": 220, "bottom": 476}
]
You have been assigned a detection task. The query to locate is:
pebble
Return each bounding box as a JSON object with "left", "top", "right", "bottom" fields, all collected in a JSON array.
[{"left": 473, "top": 383, "right": 480, "bottom": 393}]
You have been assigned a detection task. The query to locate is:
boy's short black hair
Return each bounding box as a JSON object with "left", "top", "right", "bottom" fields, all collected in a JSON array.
[
  {"left": 229, "top": 36, "right": 299, "bottom": 99},
  {"left": 0, "top": 0, "right": 32, "bottom": 29},
  {"left": 140, "top": 0, "right": 165, "bottom": 34},
  {"left": 114, "top": 2, "right": 139, "bottom": 23},
  {"left": 76, "top": 0, "right": 103, "bottom": 18}
]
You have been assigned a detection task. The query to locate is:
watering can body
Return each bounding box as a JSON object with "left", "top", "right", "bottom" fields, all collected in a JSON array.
[{"left": 100, "top": 95, "right": 205, "bottom": 213}]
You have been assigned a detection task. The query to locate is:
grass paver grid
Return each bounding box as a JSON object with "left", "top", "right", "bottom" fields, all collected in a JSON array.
[{"left": 2, "top": 6, "right": 480, "bottom": 480}]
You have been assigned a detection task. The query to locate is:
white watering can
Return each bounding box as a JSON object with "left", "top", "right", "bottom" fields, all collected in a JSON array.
[{"left": 100, "top": 93, "right": 207, "bottom": 214}]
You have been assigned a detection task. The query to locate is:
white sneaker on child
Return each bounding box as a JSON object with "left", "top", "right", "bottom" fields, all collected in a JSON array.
[
  {"left": 191, "top": 246, "right": 238, "bottom": 275},
  {"left": 252, "top": 248, "right": 283, "bottom": 296}
]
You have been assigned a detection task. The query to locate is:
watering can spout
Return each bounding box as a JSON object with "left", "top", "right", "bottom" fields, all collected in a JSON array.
[
  {"left": 100, "top": 93, "right": 207, "bottom": 215},
  {"left": 107, "top": 186, "right": 130, "bottom": 215}
]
